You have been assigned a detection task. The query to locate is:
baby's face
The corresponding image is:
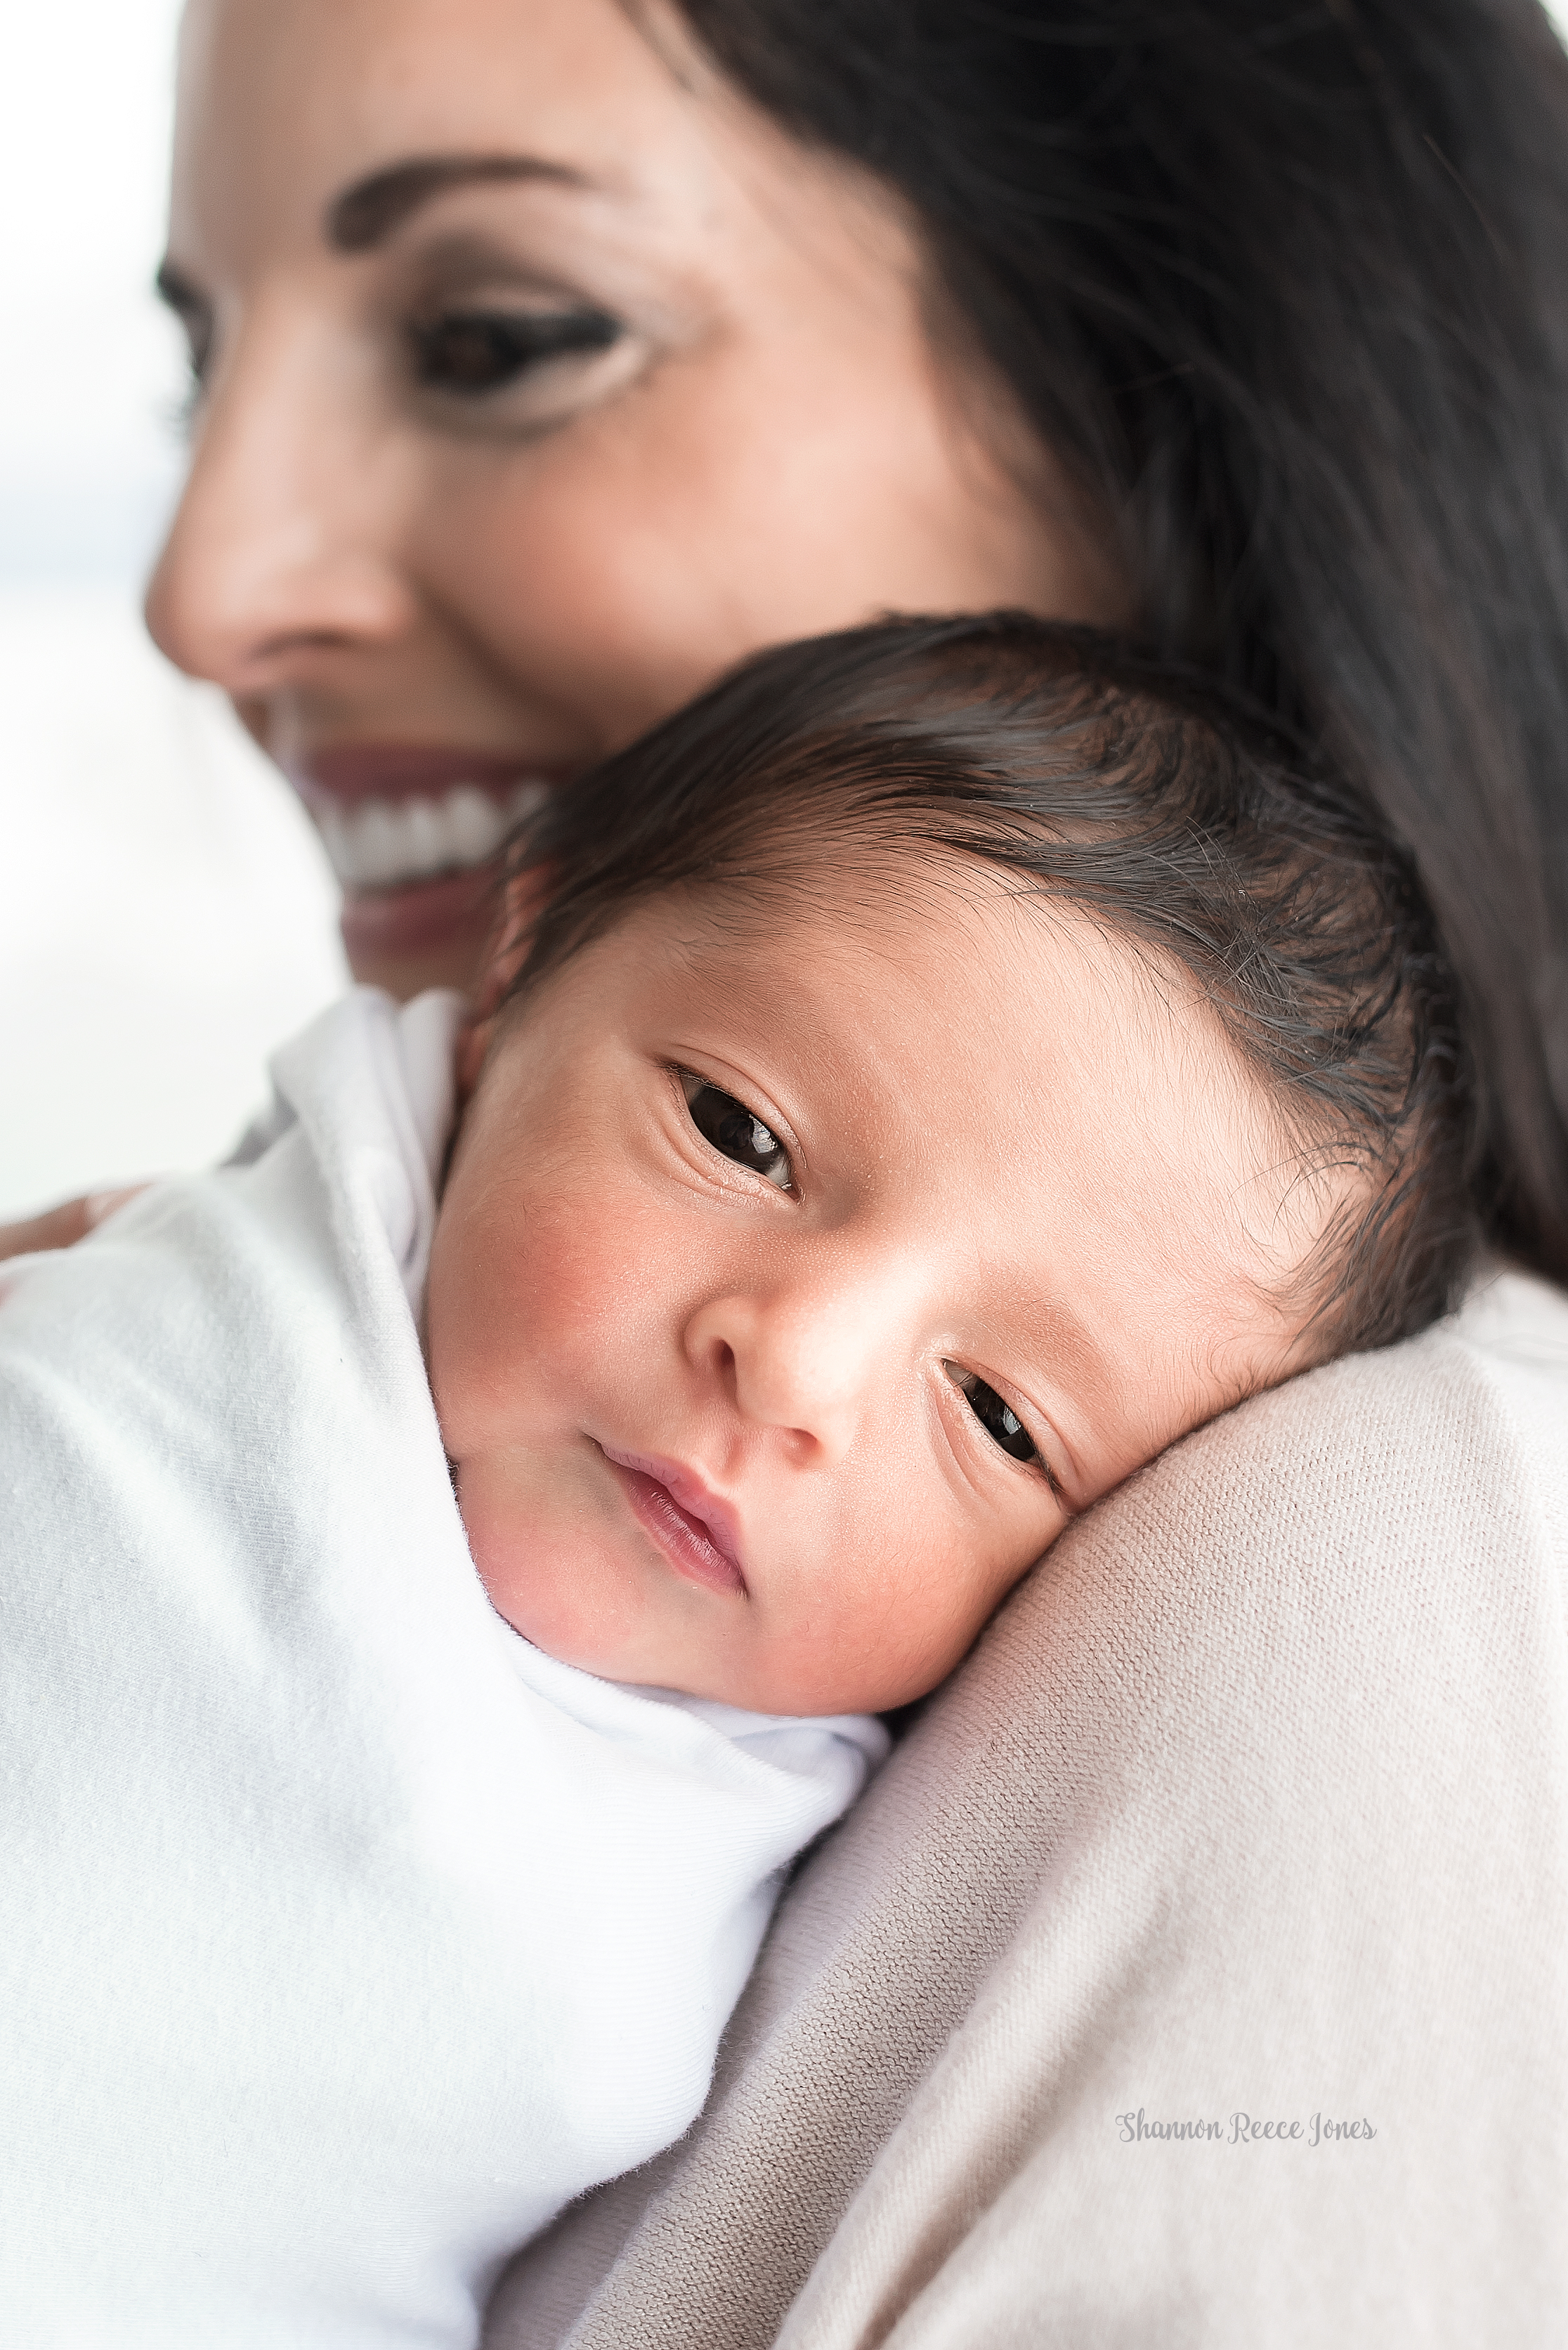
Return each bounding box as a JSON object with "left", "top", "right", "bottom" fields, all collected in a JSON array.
[{"left": 428, "top": 861, "right": 1319, "bottom": 1714}]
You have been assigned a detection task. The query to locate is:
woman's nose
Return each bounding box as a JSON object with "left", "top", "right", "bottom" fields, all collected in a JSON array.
[
  {"left": 143, "top": 296, "right": 417, "bottom": 696},
  {"left": 684, "top": 1281, "right": 892, "bottom": 1466}
]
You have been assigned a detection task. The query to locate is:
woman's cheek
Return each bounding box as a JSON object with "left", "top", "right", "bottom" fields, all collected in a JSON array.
[
  {"left": 410, "top": 462, "right": 693, "bottom": 757},
  {"left": 422, "top": 373, "right": 799, "bottom": 753}
]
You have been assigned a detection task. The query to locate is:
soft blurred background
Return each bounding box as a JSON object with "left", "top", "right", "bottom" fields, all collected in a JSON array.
[
  {"left": 0, "top": 0, "right": 346, "bottom": 1217},
  {"left": 4, "top": 2, "right": 1567, "bottom": 1215}
]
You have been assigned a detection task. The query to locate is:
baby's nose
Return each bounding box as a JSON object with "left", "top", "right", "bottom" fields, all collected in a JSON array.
[{"left": 683, "top": 1285, "right": 886, "bottom": 1466}]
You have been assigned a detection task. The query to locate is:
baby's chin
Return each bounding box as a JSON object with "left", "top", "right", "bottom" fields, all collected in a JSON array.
[
  {"left": 449, "top": 1454, "right": 1010, "bottom": 1718},
  {"left": 468, "top": 1538, "right": 893, "bottom": 1716},
  {"left": 453, "top": 1480, "right": 736, "bottom": 1696}
]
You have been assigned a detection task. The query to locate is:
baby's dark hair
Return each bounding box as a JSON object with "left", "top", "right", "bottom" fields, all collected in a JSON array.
[{"left": 495, "top": 613, "right": 1477, "bottom": 1359}]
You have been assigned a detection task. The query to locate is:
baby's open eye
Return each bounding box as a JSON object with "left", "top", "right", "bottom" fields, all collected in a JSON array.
[
  {"left": 944, "top": 1364, "right": 1040, "bottom": 1465},
  {"left": 679, "top": 1074, "right": 793, "bottom": 1190}
]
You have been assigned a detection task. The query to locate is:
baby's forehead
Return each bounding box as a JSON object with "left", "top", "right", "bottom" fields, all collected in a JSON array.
[
  {"left": 644, "top": 851, "right": 1229, "bottom": 1050},
  {"left": 603, "top": 859, "right": 1268, "bottom": 1177}
]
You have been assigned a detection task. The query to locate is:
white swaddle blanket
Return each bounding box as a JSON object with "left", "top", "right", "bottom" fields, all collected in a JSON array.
[{"left": 0, "top": 989, "right": 886, "bottom": 2349}]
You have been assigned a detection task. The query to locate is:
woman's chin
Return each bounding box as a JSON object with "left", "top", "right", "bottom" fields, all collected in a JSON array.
[{"left": 339, "top": 864, "right": 501, "bottom": 1000}]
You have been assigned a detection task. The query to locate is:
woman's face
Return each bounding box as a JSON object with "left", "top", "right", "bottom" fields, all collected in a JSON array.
[{"left": 148, "top": 0, "right": 1126, "bottom": 996}]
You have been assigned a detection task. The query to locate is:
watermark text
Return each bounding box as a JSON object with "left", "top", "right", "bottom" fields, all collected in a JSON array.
[{"left": 1116, "top": 2107, "right": 1376, "bottom": 2147}]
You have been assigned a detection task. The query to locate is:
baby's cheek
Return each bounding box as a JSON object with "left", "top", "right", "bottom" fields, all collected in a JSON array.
[
  {"left": 864, "top": 1527, "right": 1052, "bottom": 1712},
  {"left": 425, "top": 1206, "right": 493, "bottom": 1435},
  {"left": 447, "top": 1459, "right": 527, "bottom": 1619},
  {"left": 448, "top": 1446, "right": 662, "bottom": 1685},
  {"left": 424, "top": 1211, "right": 549, "bottom": 1451},
  {"left": 449, "top": 1457, "right": 587, "bottom": 1643}
]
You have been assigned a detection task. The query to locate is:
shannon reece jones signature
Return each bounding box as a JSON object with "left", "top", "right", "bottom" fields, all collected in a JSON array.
[{"left": 1116, "top": 2110, "right": 1377, "bottom": 2146}]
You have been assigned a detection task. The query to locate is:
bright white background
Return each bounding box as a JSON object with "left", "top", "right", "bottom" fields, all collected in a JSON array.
[
  {"left": 3, "top": 3, "right": 1567, "bottom": 1216},
  {"left": 0, "top": 1, "right": 346, "bottom": 1218}
]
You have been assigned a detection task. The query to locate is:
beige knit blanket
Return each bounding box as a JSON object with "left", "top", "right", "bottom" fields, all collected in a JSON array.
[{"left": 487, "top": 1269, "right": 1568, "bottom": 2347}]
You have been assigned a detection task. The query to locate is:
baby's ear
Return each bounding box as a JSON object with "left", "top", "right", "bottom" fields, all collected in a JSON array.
[
  {"left": 457, "top": 861, "right": 553, "bottom": 1104},
  {"left": 454, "top": 1016, "right": 491, "bottom": 1104}
]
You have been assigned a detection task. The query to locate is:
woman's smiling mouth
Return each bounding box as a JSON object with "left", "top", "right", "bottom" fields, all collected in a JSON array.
[
  {"left": 311, "top": 779, "right": 546, "bottom": 892},
  {"left": 285, "top": 743, "right": 563, "bottom": 976},
  {"left": 599, "top": 1445, "right": 749, "bottom": 1597},
  {"left": 288, "top": 745, "right": 555, "bottom": 894}
]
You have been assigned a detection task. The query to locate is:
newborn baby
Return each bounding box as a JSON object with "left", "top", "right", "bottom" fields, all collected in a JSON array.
[{"left": 0, "top": 617, "right": 1473, "bottom": 2346}]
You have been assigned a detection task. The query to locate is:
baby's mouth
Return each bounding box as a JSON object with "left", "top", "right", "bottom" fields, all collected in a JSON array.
[{"left": 598, "top": 1446, "right": 748, "bottom": 1597}]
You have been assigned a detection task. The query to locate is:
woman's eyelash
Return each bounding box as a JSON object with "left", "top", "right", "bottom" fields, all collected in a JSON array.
[
  {"left": 169, "top": 343, "right": 213, "bottom": 441},
  {"left": 679, "top": 1073, "right": 794, "bottom": 1192},
  {"left": 407, "top": 306, "right": 622, "bottom": 396},
  {"left": 154, "top": 293, "right": 214, "bottom": 433}
]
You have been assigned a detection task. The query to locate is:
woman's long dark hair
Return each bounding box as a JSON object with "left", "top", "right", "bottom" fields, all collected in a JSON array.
[{"left": 669, "top": 0, "right": 1568, "bottom": 1285}]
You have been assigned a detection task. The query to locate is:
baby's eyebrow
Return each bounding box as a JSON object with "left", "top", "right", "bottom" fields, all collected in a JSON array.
[
  {"left": 1002, "top": 1287, "right": 1092, "bottom": 1373},
  {"left": 984, "top": 1292, "right": 1102, "bottom": 1465}
]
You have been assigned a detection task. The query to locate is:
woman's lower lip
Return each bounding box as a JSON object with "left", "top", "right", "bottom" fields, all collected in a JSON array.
[
  {"left": 609, "top": 1462, "right": 748, "bottom": 1596},
  {"left": 339, "top": 861, "right": 502, "bottom": 965}
]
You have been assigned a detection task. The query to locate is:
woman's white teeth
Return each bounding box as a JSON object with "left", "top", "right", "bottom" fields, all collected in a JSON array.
[{"left": 316, "top": 781, "right": 548, "bottom": 890}]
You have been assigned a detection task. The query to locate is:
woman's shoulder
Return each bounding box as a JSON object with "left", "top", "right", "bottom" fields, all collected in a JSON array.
[{"left": 1170, "top": 1260, "right": 1568, "bottom": 1578}]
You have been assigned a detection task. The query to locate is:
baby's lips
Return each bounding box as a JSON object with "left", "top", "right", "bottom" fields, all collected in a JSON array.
[{"left": 597, "top": 1442, "right": 749, "bottom": 1582}]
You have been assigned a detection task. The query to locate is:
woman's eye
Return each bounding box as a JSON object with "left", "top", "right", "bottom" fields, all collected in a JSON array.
[
  {"left": 679, "top": 1075, "right": 793, "bottom": 1191},
  {"left": 407, "top": 306, "right": 622, "bottom": 396},
  {"left": 944, "top": 1364, "right": 1040, "bottom": 1466}
]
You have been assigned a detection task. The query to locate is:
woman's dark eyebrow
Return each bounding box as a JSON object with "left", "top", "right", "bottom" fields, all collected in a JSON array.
[{"left": 325, "top": 155, "right": 591, "bottom": 254}]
